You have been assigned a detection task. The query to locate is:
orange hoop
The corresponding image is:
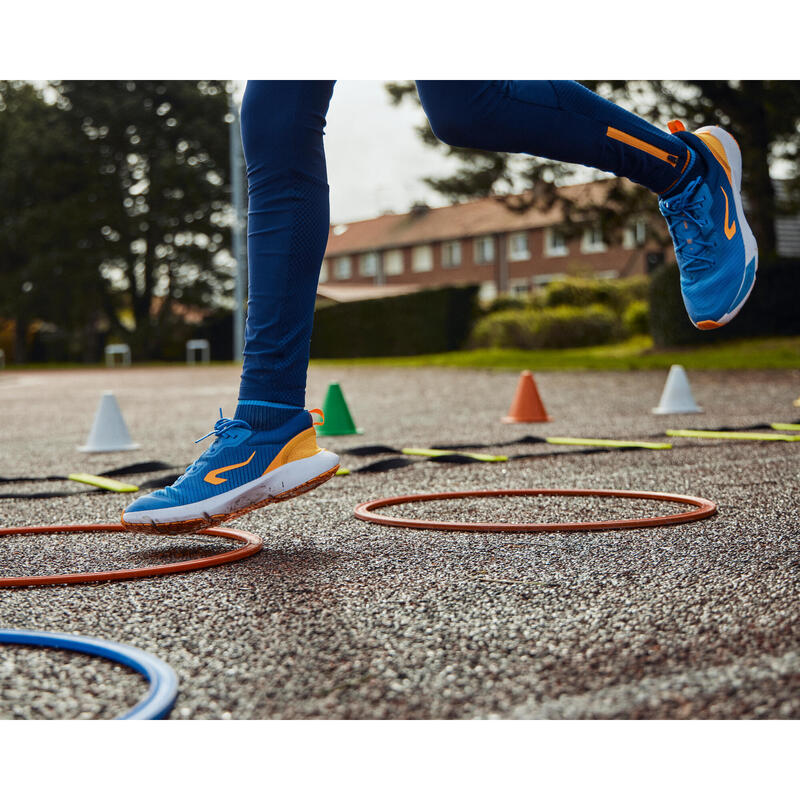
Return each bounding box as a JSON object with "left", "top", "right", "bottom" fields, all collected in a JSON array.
[
  {"left": 0, "top": 524, "right": 262, "bottom": 588},
  {"left": 354, "top": 488, "right": 717, "bottom": 533}
]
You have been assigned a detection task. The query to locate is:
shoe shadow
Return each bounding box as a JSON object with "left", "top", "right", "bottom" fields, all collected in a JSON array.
[
  {"left": 130, "top": 542, "right": 342, "bottom": 575},
  {"left": 131, "top": 543, "right": 234, "bottom": 564},
  {"left": 249, "top": 547, "right": 343, "bottom": 576}
]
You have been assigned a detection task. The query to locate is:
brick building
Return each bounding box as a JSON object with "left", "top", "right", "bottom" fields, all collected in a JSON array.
[{"left": 320, "top": 179, "right": 666, "bottom": 302}]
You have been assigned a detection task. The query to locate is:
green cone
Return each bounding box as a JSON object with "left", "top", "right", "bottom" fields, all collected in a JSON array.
[{"left": 316, "top": 382, "right": 363, "bottom": 436}]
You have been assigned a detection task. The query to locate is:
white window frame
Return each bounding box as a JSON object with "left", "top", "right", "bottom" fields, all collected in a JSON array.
[
  {"left": 319, "top": 259, "right": 329, "bottom": 283},
  {"left": 478, "top": 281, "right": 498, "bottom": 302},
  {"left": 508, "top": 232, "right": 531, "bottom": 262},
  {"left": 474, "top": 235, "right": 495, "bottom": 264},
  {"left": 581, "top": 224, "right": 607, "bottom": 254},
  {"left": 623, "top": 217, "right": 648, "bottom": 249},
  {"left": 383, "top": 249, "right": 404, "bottom": 276},
  {"left": 359, "top": 251, "right": 379, "bottom": 277},
  {"left": 412, "top": 245, "right": 434, "bottom": 273},
  {"left": 442, "top": 240, "right": 462, "bottom": 268},
  {"left": 334, "top": 256, "right": 352, "bottom": 280},
  {"left": 545, "top": 228, "right": 568, "bottom": 257}
]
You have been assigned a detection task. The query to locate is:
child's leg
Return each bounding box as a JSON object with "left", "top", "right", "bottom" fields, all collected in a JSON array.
[
  {"left": 415, "top": 80, "right": 756, "bottom": 329},
  {"left": 122, "top": 80, "right": 340, "bottom": 534},
  {"left": 414, "top": 80, "right": 700, "bottom": 197},
  {"left": 237, "top": 79, "right": 336, "bottom": 428}
]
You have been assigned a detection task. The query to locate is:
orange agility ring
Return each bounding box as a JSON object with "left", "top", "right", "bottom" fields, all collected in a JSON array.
[
  {"left": 0, "top": 524, "right": 262, "bottom": 588},
  {"left": 354, "top": 488, "right": 717, "bottom": 533}
]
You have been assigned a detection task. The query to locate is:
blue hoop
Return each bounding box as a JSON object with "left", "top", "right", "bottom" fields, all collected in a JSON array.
[{"left": 0, "top": 629, "right": 179, "bottom": 720}]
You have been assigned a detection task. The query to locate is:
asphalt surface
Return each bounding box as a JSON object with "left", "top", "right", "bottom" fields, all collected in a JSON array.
[{"left": 0, "top": 363, "right": 798, "bottom": 719}]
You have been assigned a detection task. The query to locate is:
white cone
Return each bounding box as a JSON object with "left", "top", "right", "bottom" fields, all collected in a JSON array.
[
  {"left": 652, "top": 365, "right": 703, "bottom": 414},
  {"left": 78, "top": 391, "right": 140, "bottom": 452}
]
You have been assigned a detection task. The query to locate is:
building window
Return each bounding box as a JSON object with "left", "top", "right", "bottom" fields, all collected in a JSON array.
[
  {"left": 334, "top": 256, "right": 352, "bottom": 280},
  {"left": 581, "top": 224, "right": 607, "bottom": 254},
  {"left": 478, "top": 281, "right": 498, "bottom": 302},
  {"left": 623, "top": 217, "right": 647, "bottom": 249},
  {"left": 509, "top": 279, "right": 530, "bottom": 296},
  {"left": 532, "top": 272, "right": 567, "bottom": 286},
  {"left": 442, "top": 240, "right": 462, "bottom": 268},
  {"left": 359, "top": 251, "right": 379, "bottom": 277},
  {"left": 545, "top": 228, "right": 568, "bottom": 257},
  {"left": 412, "top": 245, "right": 433, "bottom": 272},
  {"left": 594, "top": 269, "right": 620, "bottom": 280},
  {"left": 474, "top": 235, "right": 495, "bottom": 264},
  {"left": 508, "top": 232, "right": 530, "bottom": 261},
  {"left": 319, "top": 259, "right": 329, "bottom": 283},
  {"left": 384, "top": 249, "right": 404, "bottom": 276}
]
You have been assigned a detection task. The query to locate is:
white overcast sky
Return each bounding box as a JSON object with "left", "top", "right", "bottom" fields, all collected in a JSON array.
[{"left": 323, "top": 80, "right": 453, "bottom": 224}]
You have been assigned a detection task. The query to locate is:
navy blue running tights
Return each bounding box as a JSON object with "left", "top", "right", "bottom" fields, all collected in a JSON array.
[{"left": 237, "top": 80, "right": 696, "bottom": 418}]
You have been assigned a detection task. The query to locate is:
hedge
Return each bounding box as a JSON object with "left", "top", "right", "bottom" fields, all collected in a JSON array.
[
  {"left": 470, "top": 304, "right": 625, "bottom": 350},
  {"left": 539, "top": 275, "right": 649, "bottom": 313},
  {"left": 648, "top": 258, "right": 800, "bottom": 347},
  {"left": 310, "top": 284, "right": 480, "bottom": 358}
]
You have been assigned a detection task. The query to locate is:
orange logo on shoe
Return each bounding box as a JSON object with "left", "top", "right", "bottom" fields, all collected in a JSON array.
[
  {"left": 721, "top": 186, "right": 737, "bottom": 240},
  {"left": 204, "top": 451, "right": 256, "bottom": 485}
]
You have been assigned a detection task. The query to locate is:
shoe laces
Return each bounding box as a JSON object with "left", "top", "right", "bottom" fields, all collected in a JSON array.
[
  {"left": 157, "top": 411, "right": 252, "bottom": 492},
  {"left": 661, "top": 176, "right": 714, "bottom": 272},
  {"left": 177, "top": 410, "right": 251, "bottom": 482},
  {"left": 195, "top": 408, "right": 251, "bottom": 444}
]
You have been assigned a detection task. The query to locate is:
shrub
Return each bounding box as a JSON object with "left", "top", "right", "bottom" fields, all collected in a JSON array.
[
  {"left": 470, "top": 304, "right": 624, "bottom": 350},
  {"left": 482, "top": 294, "right": 528, "bottom": 314},
  {"left": 623, "top": 300, "right": 650, "bottom": 336},
  {"left": 541, "top": 276, "right": 649, "bottom": 313}
]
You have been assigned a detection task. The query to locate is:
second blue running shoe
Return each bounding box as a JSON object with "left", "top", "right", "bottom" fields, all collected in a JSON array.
[
  {"left": 659, "top": 121, "right": 758, "bottom": 330},
  {"left": 121, "top": 409, "right": 339, "bottom": 534}
]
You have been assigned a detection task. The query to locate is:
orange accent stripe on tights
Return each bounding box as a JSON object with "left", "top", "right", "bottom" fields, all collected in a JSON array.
[{"left": 606, "top": 126, "right": 680, "bottom": 167}]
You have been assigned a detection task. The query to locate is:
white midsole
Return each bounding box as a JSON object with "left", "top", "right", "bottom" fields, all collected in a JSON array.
[{"left": 122, "top": 449, "right": 340, "bottom": 524}]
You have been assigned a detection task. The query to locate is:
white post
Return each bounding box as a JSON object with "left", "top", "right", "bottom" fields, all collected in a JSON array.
[{"left": 229, "top": 84, "right": 248, "bottom": 363}]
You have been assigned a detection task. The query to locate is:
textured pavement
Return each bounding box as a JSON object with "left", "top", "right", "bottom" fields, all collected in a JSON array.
[{"left": 0, "top": 363, "right": 799, "bottom": 719}]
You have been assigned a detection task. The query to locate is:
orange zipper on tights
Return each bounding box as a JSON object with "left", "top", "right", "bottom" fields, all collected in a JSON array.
[{"left": 606, "top": 126, "right": 680, "bottom": 167}]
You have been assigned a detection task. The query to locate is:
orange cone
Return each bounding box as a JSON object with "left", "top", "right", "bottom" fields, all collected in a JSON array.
[{"left": 502, "top": 370, "right": 552, "bottom": 423}]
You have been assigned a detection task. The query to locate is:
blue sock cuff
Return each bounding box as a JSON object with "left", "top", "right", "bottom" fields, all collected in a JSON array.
[{"left": 235, "top": 400, "right": 304, "bottom": 430}]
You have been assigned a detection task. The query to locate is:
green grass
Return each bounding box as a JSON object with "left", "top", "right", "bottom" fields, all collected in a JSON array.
[
  {"left": 309, "top": 335, "right": 800, "bottom": 371},
  {"left": 5, "top": 335, "right": 799, "bottom": 372}
]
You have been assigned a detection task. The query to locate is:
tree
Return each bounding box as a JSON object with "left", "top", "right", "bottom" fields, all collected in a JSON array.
[
  {"left": 386, "top": 81, "right": 800, "bottom": 258},
  {"left": 54, "top": 80, "right": 234, "bottom": 358},
  {"left": 0, "top": 81, "right": 105, "bottom": 362}
]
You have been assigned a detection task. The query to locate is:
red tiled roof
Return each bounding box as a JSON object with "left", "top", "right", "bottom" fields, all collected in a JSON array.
[{"left": 326, "top": 180, "right": 619, "bottom": 256}]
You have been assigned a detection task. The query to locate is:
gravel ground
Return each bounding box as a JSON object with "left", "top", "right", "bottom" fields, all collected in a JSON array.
[{"left": 0, "top": 363, "right": 799, "bottom": 719}]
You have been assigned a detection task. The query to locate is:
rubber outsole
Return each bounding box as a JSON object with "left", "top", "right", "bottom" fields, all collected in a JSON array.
[{"left": 120, "top": 463, "right": 340, "bottom": 536}]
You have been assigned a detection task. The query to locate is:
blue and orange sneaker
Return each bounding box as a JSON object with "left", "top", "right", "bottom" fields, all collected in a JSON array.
[
  {"left": 121, "top": 409, "right": 339, "bottom": 534},
  {"left": 659, "top": 121, "right": 758, "bottom": 330}
]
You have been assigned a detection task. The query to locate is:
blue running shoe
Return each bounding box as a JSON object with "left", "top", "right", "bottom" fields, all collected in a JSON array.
[
  {"left": 121, "top": 408, "right": 339, "bottom": 534},
  {"left": 659, "top": 121, "right": 758, "bottom": 330}
]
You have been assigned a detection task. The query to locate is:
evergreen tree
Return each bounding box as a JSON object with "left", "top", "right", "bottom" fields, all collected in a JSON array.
[
  {"left": 55, "top": 80, "right": 234, "bottom": 358},
  {"left": 0, "top": 81, "right": 105, "bottom": 362}
]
